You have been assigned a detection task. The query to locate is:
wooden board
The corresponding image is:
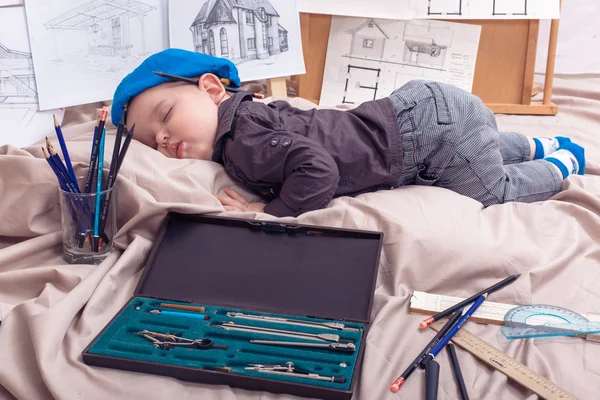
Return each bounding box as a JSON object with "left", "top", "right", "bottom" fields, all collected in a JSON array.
[{"left": 296, "top": 13, "right": 560, "bottom": 115}]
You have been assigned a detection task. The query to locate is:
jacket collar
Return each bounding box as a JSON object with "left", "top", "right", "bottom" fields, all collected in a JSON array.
[{"left": 212, "top": 92, "right": 253, "bottom": 163}]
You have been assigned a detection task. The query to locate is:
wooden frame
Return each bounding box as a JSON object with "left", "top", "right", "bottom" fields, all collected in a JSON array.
[{"left": 288, "top": 10, "right": 562, "bottom": 115}]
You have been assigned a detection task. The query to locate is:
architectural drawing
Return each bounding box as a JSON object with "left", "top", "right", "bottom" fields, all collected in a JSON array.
[
  {"left": 427, "top": 0, "right": 463, "bottom": 16},
  {"left": 493, "top": 0, "right": 527, "bottom": 15},
  {"left": 319, "top": 16, "right": 481, "bottom": 107},
  {"left": 402, "top": 22, "right": 453, "bottom": 68},
  {"left": 43, "top": 0, "right": 158, "bottom": 80},
  {"left": 189, "top": 0, "right": 289, "bottom": 65}
]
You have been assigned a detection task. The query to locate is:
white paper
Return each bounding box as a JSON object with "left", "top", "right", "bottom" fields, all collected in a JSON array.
[
  {"left": 0, "top": 1, "right": 23, "bottom": 6},
  {"left": 416, "top": 0, "right": 560, "bottom": 19},
  {"left": 297, "top": 0, "right": 417, "bottom": 20},
  {"left": 319, "top": 17, "right": 481, "bottom": 107},
  {"left": 169, "top": 0, "right": 306, "bottom": 82},
  {"left": 0, "top": 7, "right": 64, "bottom": 148},
  {"left": 24, "top": 0, "right": 169, "bottom": 111}
]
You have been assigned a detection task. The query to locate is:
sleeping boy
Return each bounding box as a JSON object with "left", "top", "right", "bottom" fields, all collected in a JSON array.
[{"left": 111, "top": 49, "right": 585, "bottom": 218}]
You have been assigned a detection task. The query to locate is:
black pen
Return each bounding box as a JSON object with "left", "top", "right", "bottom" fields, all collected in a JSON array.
[{"left": 447, "top": 343, "right": 469, "bottom": 400}]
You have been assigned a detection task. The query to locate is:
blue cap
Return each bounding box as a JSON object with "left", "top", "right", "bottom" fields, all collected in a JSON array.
[{"left": 111, "top": 48, "right": 241, "bottom": 126}]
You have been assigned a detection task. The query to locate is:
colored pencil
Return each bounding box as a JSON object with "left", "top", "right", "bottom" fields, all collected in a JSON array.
[
  {"left": 47, "top": 140, "right": 80, "bottom": 194},
  {"left": 116, "top": 124, "right": 134, "bottom": 174},
  {"left": 98, "top": 113, "right": 126, "bottom": 248},
  {"left": 152, "top": 71, "right": 265, "bottom": 99},
  {"left": 53, "top": 115, "right": 77, "bottom": 187},
  {"left": 42, "top": 147, "right": 68, "bottom": 192},
  {"left": 83, "top": 108, "right": 108, "bottom": 195},
  {"left": 419, "top": 274, "right": 520, "bottom": 328},
  {"left": 93, "top": 128, "right": 106, "bottom": 252},
  {"left": 390, "top": 308, "right": 463, "bottom": 393}
]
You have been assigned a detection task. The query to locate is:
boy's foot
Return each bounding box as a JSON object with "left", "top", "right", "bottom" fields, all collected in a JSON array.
[
  {"left": 544, "top": 142, "right": 586, "bottom": 179},
  {"left": 533, "top": 136, "right": 571, "bottom": 159}
]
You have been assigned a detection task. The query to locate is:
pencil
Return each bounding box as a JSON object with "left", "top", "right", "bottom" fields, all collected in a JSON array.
[
  {"left": 83, "top": 108, "right": 108, "bottom": 195},
  {"left": 390, "top": 308, "right": 463, "bottom": 393},
  {"left": 420, "top": 294, "right": 488, "bottom": 366},
  {"left": 447, "top": 343, "right": 469, "bottom": 400},
  {"left": 42, "top": 147, "right": 68, "bottom": 192},
  {"left": 152, "top": 71, "right": 265, "bottom": 99},
  {"left": 419, "top": 274, "right": 520, "bottom": 328},
  {"left": 116, "top": 124, "right": 134, "bottom": 174},
  {"left": 47, "top": 140, "right": 80, "bottom": 194},
  {"left": 93, "top": 128, "right": 106, "bottom": 252},
  {"left": 98, "top": 113, "right": 126, "bottom": 248},
  {"left": 53, "top": 115, "right": 77, "bottom": 185}
]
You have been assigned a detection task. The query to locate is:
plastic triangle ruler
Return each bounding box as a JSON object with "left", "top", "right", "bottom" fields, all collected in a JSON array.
[{"left": 430, "top": 320, "right": 580, "bottom": 400}]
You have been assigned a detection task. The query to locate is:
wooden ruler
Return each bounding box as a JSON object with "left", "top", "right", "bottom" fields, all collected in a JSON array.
[
  {"left": 411, "top": 291, "right": 600, "bottom": 342},
  {"left": 430, "top": 320, "right": 580, "bottom": 400}
]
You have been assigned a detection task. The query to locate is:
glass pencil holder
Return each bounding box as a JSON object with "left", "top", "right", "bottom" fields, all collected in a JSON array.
[{"left": 58, "top": 186, "right": 117, "bottom": 265}]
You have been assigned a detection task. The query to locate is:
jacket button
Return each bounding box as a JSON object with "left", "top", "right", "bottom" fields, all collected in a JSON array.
[
  {"left": 270, "top": 138, "right": 280, "bottom": 146},
  {"left": 282, "top": 139, "right": 292, "bottom": 148}
]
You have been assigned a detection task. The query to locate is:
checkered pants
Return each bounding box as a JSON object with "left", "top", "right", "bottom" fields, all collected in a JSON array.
[{"left": 389, "top": 80, "right": 563, "bottom": 206}]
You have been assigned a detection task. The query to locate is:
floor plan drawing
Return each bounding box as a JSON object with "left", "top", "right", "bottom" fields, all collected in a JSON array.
[
  {"left": 24, "top": 0, "right": 169, "bottom": 110},
  {"left": 169, "top": 0, "right": 305, "bottom": 82},
  {"left": 319, "top": 17, "right": 481, "bottom": 107},
  {"left": 427, "top": 0, "right": 463, "bottom": 16},
  {"left": 493, "top": 0, "right": 527, "bottom": 15}
]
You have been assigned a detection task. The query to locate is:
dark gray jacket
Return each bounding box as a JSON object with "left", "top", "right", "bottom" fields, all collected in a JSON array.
[{"left": 212, "top": 93, "right": 403, "bottom": 217}]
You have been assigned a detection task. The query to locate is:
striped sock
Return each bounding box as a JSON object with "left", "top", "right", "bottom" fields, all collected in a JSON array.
[
  {"left": 544, "top": 142, "right": 586, "bottom": 179},
  {"left": 533, "top": 136, "right": 571, "bottom": 159}
]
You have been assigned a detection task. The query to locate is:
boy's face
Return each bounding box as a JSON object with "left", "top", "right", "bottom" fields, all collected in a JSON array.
[{"left": 125, "top": 73, "right": 229, "bottom": 160}]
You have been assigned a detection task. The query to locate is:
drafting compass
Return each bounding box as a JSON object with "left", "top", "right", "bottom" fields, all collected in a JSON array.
[{"left": 500, "top": 304, "right": 600, "bottom": 339}]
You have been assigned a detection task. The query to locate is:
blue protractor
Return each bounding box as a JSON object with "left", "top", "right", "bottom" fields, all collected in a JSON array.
[{"left": 501, "top": 304, "right": 600, "bottom": 340}]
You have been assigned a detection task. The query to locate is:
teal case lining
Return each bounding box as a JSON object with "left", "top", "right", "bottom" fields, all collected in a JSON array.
[{"left": 88, "top": 297, "right": 365, "bottom": 390}]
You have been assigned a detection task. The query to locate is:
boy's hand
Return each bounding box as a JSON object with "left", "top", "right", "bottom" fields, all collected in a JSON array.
[{"left": 217, "top": 188, "right": 265, "bottom": 213}]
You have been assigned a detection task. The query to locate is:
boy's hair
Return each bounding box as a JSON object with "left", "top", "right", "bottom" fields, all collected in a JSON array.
[{"left": 111, "top": 48, "right": 241, "bottom": 126}]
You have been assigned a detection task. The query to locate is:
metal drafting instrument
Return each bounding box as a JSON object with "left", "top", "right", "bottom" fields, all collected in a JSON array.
[
  {"left": 150, "top": 309, "right": 209, "bottom": 320},
  {"left": 250, "top": 340, "right": 356, "bottom": 352},
  {"left": 429, "top": 320, "right": 579, "bottom": 400},
  {"left": 245, "top": 362, "right": 346, "bottom": 383},
  {"left": 135, "top": 330, "right": 228, "bottom": 350},
  {"left": 226, "top": 312, "right": 360, "bottom": 331},
  {"left": 218, "top": 321, "right": 340, "bottom": 342},
  {"left": 159, "top": 303, "right": 206, "bottom": 313},
  {"left": 501, "top": 304, "right": 600, "bottom": 339}
]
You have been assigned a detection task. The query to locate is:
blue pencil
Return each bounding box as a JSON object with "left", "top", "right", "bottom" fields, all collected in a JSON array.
[
  {"left": 93, "top": 128, "right": 106, "bottom": 251},
  {"left": 53, "top": 115, "right": 77, "bottom": 186},
  {"left": 422, "top": 294, "right": 488, "bottom": 365}
]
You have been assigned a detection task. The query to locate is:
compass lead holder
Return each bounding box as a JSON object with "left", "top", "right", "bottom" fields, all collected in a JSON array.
[{"left": 501, "top": 305, "right": 600, "bottom": 339}]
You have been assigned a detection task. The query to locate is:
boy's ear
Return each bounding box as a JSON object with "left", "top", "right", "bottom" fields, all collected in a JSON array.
[{"left": 198, "top": 73, "right": 226, "bottom": 104}]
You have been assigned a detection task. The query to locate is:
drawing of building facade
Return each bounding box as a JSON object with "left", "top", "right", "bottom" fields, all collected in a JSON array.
[
  {"left": 427, "top": 0, "right": 462, "bottom": 15},
  {"left": 345, "top": 19, "right": 389, "bottom": 60},
  {"left": 190, "top": 0, "right": 289, "bottom": 65},
  {"left": 44, "top": 0, "right": 156, "bottom": 58},
  {"left": 0, "top": 43, "right": 37, "bottom": 105},
  {"left": 402, "top": 23, "right": 453, "bottom": 67},
  {"left": 493, "top": 0, "right": 527, "bottom": 15}
]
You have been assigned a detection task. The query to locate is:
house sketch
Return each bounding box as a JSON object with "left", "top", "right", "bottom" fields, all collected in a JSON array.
[
  {"left": 493, "top": 0, "right": 527, "bottom": 15},
  {"left": 345, "top": 19, "right": 389, "bottom": 60},
  {"left": 427, "top": 0, "right": 463, "bottom": 16},
  {"left": 0, "top": 42, "right": 38, "bottom": 106},
  {"left": 189, "top": 0, "right": 289, "bottom": 65},
  {"left": 43, "top": 0, "right": 157, "bottom": 79},
  {"left": 341, "top": 65, "right": 381, "bottom": 105},
  {"left": 402, "top": 22, "right": 453, "bottom": 68}
]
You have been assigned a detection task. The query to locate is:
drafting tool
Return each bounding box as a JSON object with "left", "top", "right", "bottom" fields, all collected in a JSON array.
[
  {"left": 218, "top": 321, "right": 340, "bottom": 342},
  {"left": 150, "top": 309, "right": 209, "bottom": 320},
  {"left": 250, "top": 340, "right": 356, "bottom": 352},
  {"left": 135, "top": 330, "right": 228, "bottom": 350},
  {"left": 410, "top": 291, "right": 600, "bottom": 342},
  {"left": 226, "top": 312, "right": 360, "bottom": 331},
  {"left": 429, "top": 320, "right": 579, "bottom": 400},
  {"left": 159, "top": 303, "right": 206, "bottom": 313},
  {"left": 501, "top": 305, "right": 600, "bottom": 340},
  {"left": 245, "top": 362, "right": 346, "bottom": 383}
]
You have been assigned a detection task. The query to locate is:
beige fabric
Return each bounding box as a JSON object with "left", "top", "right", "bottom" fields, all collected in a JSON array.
[{"left": 0, "top": 76, "right": 599, "bottom": 400}]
